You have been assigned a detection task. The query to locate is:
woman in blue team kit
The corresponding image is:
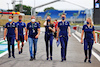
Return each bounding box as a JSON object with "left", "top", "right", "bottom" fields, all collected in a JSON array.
[
  {"left": 44, "top": 16, "right": 55, "bottom": 60},
  {"left": 81, "top": 18, "right": 96, "bottom": 63},
  {"left": 4, "top": 16, "right": 18, "bottom": 58},
  {"left": 56, "top": 13, "right": 71, "bottom": 62}
]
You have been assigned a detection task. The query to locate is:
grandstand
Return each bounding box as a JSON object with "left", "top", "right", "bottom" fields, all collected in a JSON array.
[{"left": 36, "top": 9, "right": 86, "bottom": 22}]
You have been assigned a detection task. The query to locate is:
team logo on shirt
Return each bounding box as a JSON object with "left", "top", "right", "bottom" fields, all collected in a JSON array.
[
  {"left": 12, "top": 23, "right": 15, "bottom": 27},
  {"left": 60, "top": 23, "right": 62, "bottom": 25},
  {"left": 17, "top": 23, "right": 19, "bottom": 25},
  {"left": 85, "top": 26, "right": 88, "bottom": 29},
  {"left": 65, "top": 22, "right": 68, "bottom": 25},
  {"left": 29, "top": 25, "right": 32, "bottom": 28},
  {"left": 21, "top": 22, "right": 24, "bottom": 26},
  {"left": 34, "top": 23, "right": 37, "bottom": 27},
  {"left": 17, "top": 23, "right": 19, "bottom": 27},
  {"left": 7, "top": 25, "right": 10, "bottom": 27}
]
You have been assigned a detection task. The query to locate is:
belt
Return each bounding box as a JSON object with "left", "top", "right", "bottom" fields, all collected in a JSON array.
[
  {"left": 59, "top": 35, "right": 68, "bottom": 37},
  {"left": 45, "top": 32, "right": 53, "bottom": 35}
]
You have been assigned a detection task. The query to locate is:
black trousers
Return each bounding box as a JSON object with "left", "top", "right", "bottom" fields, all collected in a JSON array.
[
  {"left": 84, "top": 39, "right": 93, "bottom": 60},
  {"left": 84, "top": 45, "right": 92, "bottom": 59},
  {"left": 7, "top": 36, "right": 15, "bottom": 56},
  {"left": 45, "top": 34, "right": 53, "bottom": 58}
]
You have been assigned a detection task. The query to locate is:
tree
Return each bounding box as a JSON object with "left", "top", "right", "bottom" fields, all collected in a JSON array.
[
  {"left": 15, "top": 4, "right": 32, "bottom": 15},
  {"left": 44, "top": 7, "right": 55, "bottom": 12}
]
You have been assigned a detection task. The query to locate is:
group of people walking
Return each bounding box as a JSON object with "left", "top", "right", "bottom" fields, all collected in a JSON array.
[{"left": 3, "top": 13, "right": 96, "bottom": 63}]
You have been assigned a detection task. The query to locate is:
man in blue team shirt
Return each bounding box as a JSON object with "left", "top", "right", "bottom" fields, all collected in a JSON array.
[
  {"left": 16, "top": 15, "right": 27, "bottom": 54},
  {"left": 56, "top": 13, "right": 71, "bottom": 62},
  {"left": 4, "top": 16, "right": 18, "bottom": 58},
  {"left": 26, "top": 16, "right": 40, "bottom": 61}
]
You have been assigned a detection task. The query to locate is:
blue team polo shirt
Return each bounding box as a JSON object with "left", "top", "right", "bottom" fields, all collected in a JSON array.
[
  {"left": 16, "top": 22, "right": 26, "bottom": 35},
  {"left": 58, "top": 21, "right": 70, "bottom": 37},
  {"left": 5, "top": 22, "right": 17, "bottom": 37},
  {"left": 27, "top": 22, "right": 40, "bottom": 38},
  {"left": 82, "top": 25, "right": 95, "bottom": 39}
]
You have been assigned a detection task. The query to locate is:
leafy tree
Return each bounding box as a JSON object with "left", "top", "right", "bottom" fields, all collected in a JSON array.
[
  {"left": 44, "top": 7, "right": 55, "bottom": 12},
  {"left": 15, "top": 4, "right": 32, "bottom": 15}
]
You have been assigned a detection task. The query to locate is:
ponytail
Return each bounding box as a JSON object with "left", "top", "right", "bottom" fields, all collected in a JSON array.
[{"left": 87, "top": 18, "right": 94, "bottom": 28}]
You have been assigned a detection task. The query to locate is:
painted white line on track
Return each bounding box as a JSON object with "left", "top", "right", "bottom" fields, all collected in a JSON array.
[
  {"left": 0, "top": 40, "right": 26, "bottom": 58},
  {"left": 72, "top": 33, "right": 100, "bottom": 62}
]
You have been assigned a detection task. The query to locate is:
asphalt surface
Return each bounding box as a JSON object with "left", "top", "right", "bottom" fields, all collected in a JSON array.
[
  {"left": 0, "top": 30, "right": 3, "bottom": 39},
  {"left": 0, "top": 27, "right": 100, "bottom": 67},
  {"left": 0, "top": 31, "right": 100, "bottom": 67}
]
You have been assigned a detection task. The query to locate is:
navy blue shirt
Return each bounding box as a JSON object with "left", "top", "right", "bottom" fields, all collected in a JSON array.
[
  {"left": 82, "top": 25, "right": 95, "bottom": 39},
  {"left": 16, "top": 22, "right": 26, "bottom": 35},
  {"left": 27, "top": 22, "right": 40, "bottom": 38},
  {"left": 5, "top": 22, "right": 17, "bottom": 37},
  {"left": 45, "top": 24, "right": 54, "bottom": 34},
  {"left": 58, "top": 21, "right": 70, "bottom": 37}
]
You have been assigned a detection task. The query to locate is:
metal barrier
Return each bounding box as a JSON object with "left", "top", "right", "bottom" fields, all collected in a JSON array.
[
  {"left": 0, "top": 26, "right": 4, "bottom": 31},
  {"left": 95, "top": 31, "right": 100, "bottom": 44},
  {"left": 76, "top": 25, "right": 82, "bottom": 33}
]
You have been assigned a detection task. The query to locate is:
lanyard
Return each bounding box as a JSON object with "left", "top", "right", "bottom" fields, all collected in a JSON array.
[{"left": 31, "top": 23, "right": 35, "bottom": 30}]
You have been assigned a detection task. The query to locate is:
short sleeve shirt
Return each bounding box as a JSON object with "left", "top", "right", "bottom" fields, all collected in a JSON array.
[
  {"left": 16, "top": 22, "right": 26, "bottom": 35},
  {"left": 45, "top": 24, "right": 54, "bottom": 34},
  {"left": 27, "top": 22, "right": 40, "bottom": 38},
  {"left": 82, "top": 25, "right": 95, "bottom": 39},
  {"left": 5, "top": 22, "right": 17, "bottom": 37},
  {"left": 58, "top": 21, "right": 70, "bottom": 37}
]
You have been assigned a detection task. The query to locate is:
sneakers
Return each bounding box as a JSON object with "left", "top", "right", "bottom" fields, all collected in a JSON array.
[
  {"left": 30, "top": 57, "right": 33, "bottom": 61},
  {"left": 84, "top": 58, "right": 87, "bottom": 62},
  {"left": 33, "top": 56, "right": 36, "bottom": 60},
  {"left": 84, "top": 57, "right": 91, "bottom": 63},
  {"left": 61, "top": 59, "right": 64, "bottom": 62},
  {"left": 64, "top": 58, "right": 66, "bottom": 61},
  {"left": 88, "top": 60, "right": 91, "bottom": 63},
  {"left": 19, "top": 51, "right": 21, "bottom": 54},
  {"left": 30, "top": 58, "right": 33, "bottom": 61},
  {"left": 12, "top": 55, "right": 15, "bottom": 58},
  {"left": 19, "top": 48, "right": 23, "bottom": 54},
  {"left": 50, "top": 57, "right": 52, "bottom": 60},
  {"left": 21, "top": 48, "right": 23, "bottom": 53},
  {"left": 47, "top": 57, "right": 49, "bottom": 60},
  {"left": 8, "top": 55, "right": 11, "bottom": 58},
  {"left": 8, "top": 55, "right": 15, "bottom": 58}
]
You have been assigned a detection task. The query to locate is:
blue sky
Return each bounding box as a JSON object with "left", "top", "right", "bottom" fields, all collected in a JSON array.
[{"left": 0, "top": 0, "right": 94, "bottom": 11}]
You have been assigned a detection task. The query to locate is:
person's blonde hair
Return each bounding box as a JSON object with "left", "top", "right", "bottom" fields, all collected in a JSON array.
[
  {"left": 87, "top": 18, "right": 94, "bottom": 28},
  {"left": 46, "top": 16, "right": 52, "bottom": 24}
]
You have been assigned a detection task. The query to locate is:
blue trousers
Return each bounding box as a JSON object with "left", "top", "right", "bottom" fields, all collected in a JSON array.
[
  {"left": 60, "top": 36, "right": 68, "bottom": 59},
  {"left": 28, "top": 37, "right": 38, "bottom": 58},
  {"left": 44, "top": 34, "right": 53, "bottom": 57},
  {"left": 84, "top": 39, "right": 94, "bottom": 50}
]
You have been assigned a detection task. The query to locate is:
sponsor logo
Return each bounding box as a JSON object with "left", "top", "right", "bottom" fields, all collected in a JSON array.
[{"left": 65, "top": 22, "right": 68, "bottom": 25}]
